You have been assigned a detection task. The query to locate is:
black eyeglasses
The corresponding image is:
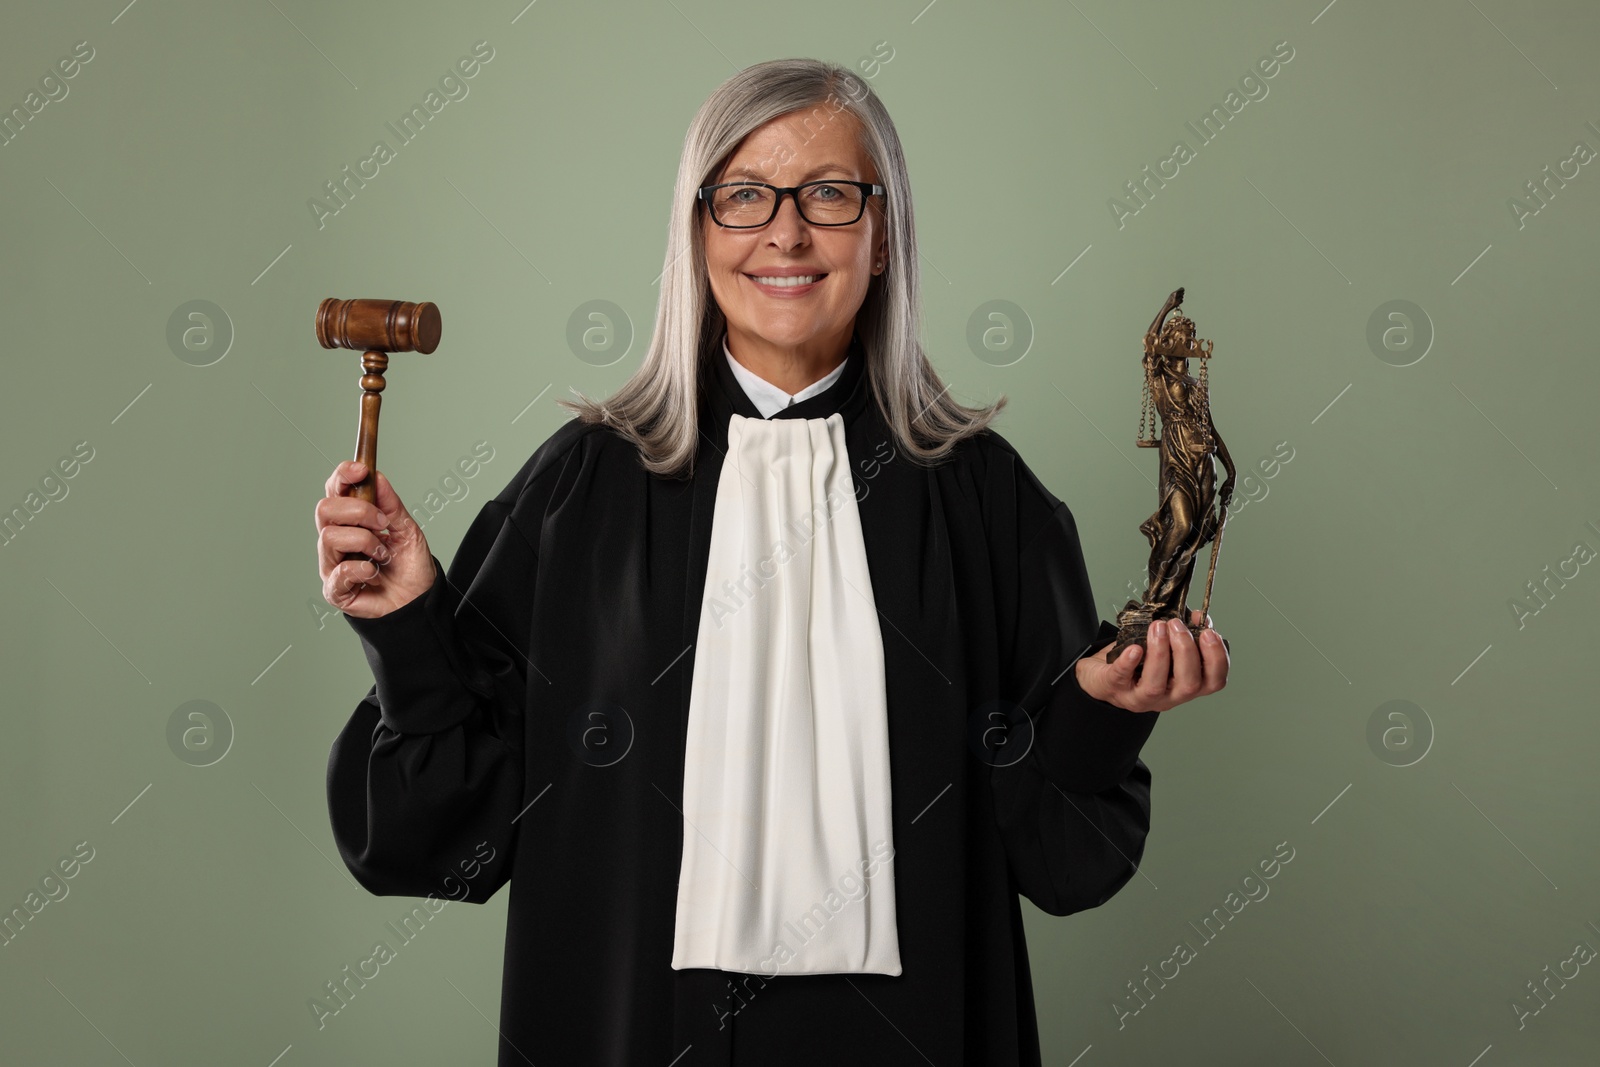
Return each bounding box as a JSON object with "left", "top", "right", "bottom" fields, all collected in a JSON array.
[{"left": 698, "top": 180, "right": 885, "bottom": 228}]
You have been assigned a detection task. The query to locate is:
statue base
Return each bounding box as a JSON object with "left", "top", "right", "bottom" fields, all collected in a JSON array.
[{"left": 1107, "top": 599, "right": 1230, "bottom": 679}]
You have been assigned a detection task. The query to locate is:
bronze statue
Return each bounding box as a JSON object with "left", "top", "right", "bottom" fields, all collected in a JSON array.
[{"left": 1108, "top": 287, "right": 1234, "bottom": 666}]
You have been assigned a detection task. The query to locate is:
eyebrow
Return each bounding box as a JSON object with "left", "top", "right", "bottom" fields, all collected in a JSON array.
[{"left": 722, "top": 161, "right": 858, "bottom": 182}]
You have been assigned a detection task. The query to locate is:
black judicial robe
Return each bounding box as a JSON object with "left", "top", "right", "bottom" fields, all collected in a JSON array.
[{"left": 326, "top": 332, "right": 1160, "bottom": 1066}]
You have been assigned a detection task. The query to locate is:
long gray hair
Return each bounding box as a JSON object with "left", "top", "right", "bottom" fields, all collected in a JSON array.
[{"left": 558, "top": 57, "right": 1005, "bottom": 479}]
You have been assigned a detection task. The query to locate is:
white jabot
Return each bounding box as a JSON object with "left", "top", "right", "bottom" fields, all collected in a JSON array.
[
  {"left": 723, "top": 334, "right": 849, "bottom": 418},
  {"left": 671, "top": 411, "right": 902, "bottom": 977}
]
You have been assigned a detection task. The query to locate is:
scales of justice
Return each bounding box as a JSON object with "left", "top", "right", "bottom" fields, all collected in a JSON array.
[{"left": 1107, "top": 287, "right": 1236, "bottom": 669}]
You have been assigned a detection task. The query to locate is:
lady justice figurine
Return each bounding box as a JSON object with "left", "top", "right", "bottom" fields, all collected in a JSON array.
[{"left": 1108, "top": 287, "right": 1235, "bottom": 665}]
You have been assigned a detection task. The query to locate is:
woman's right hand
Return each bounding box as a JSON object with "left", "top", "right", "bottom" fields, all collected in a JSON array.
[{"left": 316, "top": 461, "right": 435, "bottom": 619}]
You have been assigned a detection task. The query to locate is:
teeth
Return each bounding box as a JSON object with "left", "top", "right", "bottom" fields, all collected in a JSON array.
[{"left": 749, "top": 274, "right": 822, "bottom": 287}]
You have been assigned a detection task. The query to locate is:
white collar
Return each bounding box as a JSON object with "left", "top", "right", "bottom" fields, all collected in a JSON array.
[{"left": 722, "top": 334, "right": 849, "bottom": 418}]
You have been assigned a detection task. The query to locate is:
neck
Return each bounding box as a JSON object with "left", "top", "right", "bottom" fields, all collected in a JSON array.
[{"left": 725, "top": 324, "right": 852, "bottom": 395}]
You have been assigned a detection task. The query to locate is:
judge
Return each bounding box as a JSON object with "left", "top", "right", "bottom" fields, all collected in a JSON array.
[{"left": 318, "top": 57, "right": 1228, "bottom": 1067}]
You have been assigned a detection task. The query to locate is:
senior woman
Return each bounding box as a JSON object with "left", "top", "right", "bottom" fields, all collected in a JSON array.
[{"left": 319, "top": 57, "right": 1227, "bottom": 1067}]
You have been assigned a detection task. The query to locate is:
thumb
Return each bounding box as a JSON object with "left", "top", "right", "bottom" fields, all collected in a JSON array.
[
  {"left": 369, "top": 470, "right": 417, "bottom": 532},
  {"left": 1093, "top": 640, "right": 1142, "bottom": 694}
]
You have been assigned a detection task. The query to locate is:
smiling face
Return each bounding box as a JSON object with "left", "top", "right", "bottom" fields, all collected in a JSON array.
[{"left": 700, "top": 107, "right": 888, "bottom": 369}]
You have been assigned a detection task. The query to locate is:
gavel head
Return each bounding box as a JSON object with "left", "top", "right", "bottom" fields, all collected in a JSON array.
[{"left": 316, "top": 298, "right": 441, "bottom": 354}]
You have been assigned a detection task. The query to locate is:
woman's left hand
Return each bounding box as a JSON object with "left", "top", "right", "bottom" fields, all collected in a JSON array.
[{"left": 1075, "top": 609, "right": 1228, "bottom": 713}]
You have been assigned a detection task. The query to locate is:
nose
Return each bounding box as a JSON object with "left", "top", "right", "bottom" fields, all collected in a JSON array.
[{"left": 762, "top": 193, "right": 811, "bottom": 249}]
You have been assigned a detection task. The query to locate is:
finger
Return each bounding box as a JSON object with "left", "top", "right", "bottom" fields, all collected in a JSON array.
[
  {"left": 1168, "top": 617, "right": 1203, "bottom": 696},
  {"left": 1199, "top": 628, "right": 1230, "bottom": 691},
  {"left": 1187, "top": 610, "right": 1225, "bottom": 690},
  {"left": 325, "top": 460, "right": 370, "bottom": 499},
  {"left": 318, "top": 524, "right": 391, "bottom": 581},
  {"left": 326, "top": 557, "right": 384, "bottom": 604},
  {"left": 1134, "top": 619, "right": 1171, "bottom": 704},
  {"left": 314, "top": 492, "right": 389, "bottom": 536}
]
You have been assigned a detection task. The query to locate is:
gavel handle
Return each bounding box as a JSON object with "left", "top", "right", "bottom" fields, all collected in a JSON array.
[{"left": 345, "top": 380, "right": 382, "bottom": 563}]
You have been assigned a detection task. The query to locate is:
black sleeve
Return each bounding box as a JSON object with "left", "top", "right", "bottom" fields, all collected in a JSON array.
[
  {"left": 325, "top": 437, "right": 574, "bottom": 904},
  {"left": 990, "top": 497, "right": 1160, "bottom": 918}
]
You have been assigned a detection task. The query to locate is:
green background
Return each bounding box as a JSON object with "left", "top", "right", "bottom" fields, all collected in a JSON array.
[{"left": 2, "top": 0, "right": 1597, "bottom": 1063}]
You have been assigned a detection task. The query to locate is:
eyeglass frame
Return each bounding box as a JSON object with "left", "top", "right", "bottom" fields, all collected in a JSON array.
[{"left": 697, "top": 179, "right": 887, "bottom": 228}]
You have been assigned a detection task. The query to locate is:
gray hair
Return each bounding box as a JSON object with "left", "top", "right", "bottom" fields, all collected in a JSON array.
[{"left": 558, "top": 57, "right": 1005, "bottom": 479}]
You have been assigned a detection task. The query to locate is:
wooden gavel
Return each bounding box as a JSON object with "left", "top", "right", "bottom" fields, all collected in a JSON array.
[{"left": 315, "top": 298, "right": 441, "bottom": 558}]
